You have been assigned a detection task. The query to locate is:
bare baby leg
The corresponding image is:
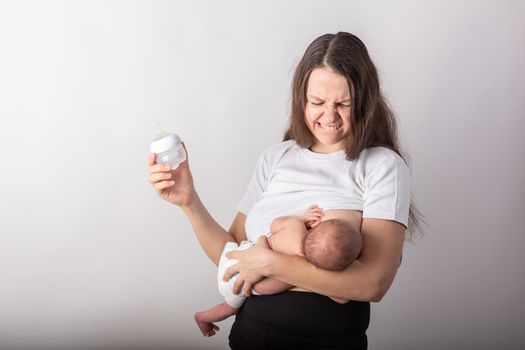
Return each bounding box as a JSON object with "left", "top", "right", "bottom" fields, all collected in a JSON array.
[{"left": 194, "top": 302, "right": 239, "bottom": 337}]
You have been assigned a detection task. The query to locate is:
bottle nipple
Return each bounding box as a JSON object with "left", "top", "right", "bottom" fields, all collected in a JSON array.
[{"left": 155, "top": 123, "right": 169, "bottom": 140}]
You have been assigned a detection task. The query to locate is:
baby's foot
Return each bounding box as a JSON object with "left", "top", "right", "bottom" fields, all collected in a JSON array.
[{"left": 194, "top": 312, "right": 220, "bottom": 337}]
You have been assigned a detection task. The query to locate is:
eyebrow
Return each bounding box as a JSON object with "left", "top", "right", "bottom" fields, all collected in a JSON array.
[{"left": 307, "top": 94, "right": 351, "bottom": 103}]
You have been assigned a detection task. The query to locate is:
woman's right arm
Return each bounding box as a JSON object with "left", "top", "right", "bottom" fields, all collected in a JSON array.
[
  {"left": 148, "top": 146, "right": 247, "bottom": 266},
  {"left": 182, "top": 201, "right": 248, "bottom": 265}
]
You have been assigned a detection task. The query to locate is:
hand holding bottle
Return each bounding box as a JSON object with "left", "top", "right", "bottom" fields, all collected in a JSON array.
[
  {"left": 148, "top": 144, "right": 196, "bottom": 207},
  {"left": 148, "top": 126, "right": 196, "bottom": 207}
]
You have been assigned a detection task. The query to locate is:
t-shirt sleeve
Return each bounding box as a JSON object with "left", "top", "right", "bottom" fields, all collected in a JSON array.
[
  {"left": 362, "top": 151, "right": 411, "bottom": 227},
  {"left": 236, "top": 151, "right": 271, "bottom": 215}
]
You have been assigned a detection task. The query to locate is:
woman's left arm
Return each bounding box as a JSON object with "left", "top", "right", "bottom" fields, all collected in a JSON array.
[{"left": 225, "top": 218, "right": 405, "bottom": 302}]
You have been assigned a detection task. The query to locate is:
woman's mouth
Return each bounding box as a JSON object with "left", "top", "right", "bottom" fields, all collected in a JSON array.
[{"left": 317, "top": 122, "right": 342, "bottom": 131}]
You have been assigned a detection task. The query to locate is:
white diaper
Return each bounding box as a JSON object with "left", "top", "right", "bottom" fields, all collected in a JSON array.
[{"left": 217, "top": 240, "right": 255, "bottom": 308}]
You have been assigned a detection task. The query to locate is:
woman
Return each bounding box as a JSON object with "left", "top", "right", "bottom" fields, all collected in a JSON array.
[{"left": 148, "top": 32, "right": 421, "bottom": 349}]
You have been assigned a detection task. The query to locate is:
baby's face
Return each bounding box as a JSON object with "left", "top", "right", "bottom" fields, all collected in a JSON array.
[{"left": 268, "top": 229, "right": 306, "bottom": 257}]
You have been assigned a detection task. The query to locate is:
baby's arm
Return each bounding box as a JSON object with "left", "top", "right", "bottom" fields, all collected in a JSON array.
[
  {"left": 254, "top": 205, "right": 322, "bottom": 296},
  {"left": 270, "top": 205, "right": 324, "bottom": 234},
  {"left": 269, "top": 215, "right": 294, "bottom": 234}
]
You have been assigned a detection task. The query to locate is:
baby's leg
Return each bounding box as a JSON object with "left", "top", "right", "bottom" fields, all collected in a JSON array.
[
  {"left": 252, "top": 277, "right": 293, "bottom": 295},
  {"left": 197, "top": 242, "right": 250, "bottom": 337},
  {"left": 194, "top": 302, "right": 239, "bottom": 337}
]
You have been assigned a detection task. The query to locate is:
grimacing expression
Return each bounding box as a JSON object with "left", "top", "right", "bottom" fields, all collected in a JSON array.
[{"left": 304, "top": 66, "right": 352, "bottom": 153}]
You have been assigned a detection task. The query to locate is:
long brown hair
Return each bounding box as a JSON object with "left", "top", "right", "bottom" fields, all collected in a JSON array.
[{"left": 283, "top": 32, "right": 424, "bottom": 239}]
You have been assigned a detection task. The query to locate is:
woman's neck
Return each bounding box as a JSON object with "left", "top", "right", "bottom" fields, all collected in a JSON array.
[{"left": 309, "top": 142, "right": 344, "bottom": 154}]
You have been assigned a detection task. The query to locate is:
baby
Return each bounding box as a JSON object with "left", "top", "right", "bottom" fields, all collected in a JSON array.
[{"left": 194, "top": 205, "right": 363, "bottom": 337}]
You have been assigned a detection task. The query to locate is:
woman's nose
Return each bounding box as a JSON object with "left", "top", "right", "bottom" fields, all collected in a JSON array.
[{"left": 322, "top": 105, "right": 339, "bottom": 121}]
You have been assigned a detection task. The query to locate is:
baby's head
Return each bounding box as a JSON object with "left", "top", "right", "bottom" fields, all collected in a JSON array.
[{"left": 304, "top": 219, "right": 362, "bottom": 271}]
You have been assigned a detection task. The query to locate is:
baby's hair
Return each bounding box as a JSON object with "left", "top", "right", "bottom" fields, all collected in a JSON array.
[{"left": 303, "top": 219, "right": 362, "bottom": 271}]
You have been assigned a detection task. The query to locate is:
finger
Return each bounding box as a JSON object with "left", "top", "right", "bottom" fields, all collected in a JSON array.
[
  {"left": 304, "top": 214, "right": 322, "bottom": 222},
  {"left": 148, "top": 153, "right": 157, "bottom": 166},
  {"left": 257, "top": 235, "right": 268, "bottom": 243},
  {"left": 309, "top": 204, "right": 319, "bottom": 209},
  {"left": 242, "top": 282, "right": 252, "bottom": 297},
  {"left": 311, "top": 212, "right": 323, "bottom": 219},
  {"left": 223, "top": 265, "right": 239, "bottom": 282},
  {"left": 304, "top": 218, "right": 315, "bottom": 224},
  {"left": 180, "top": 142, "right": 189, "bottom": 164},
  {"left": 306, "top": 209, "right": 322, "bottom": 216},
  {"left": 256, "top": 236, "right": 270, "bottom": 248},
  {"left": 153, "top": 180, "right": 175, "bottom": 190},
  {"left": 226, "top": 251, "right": 240, "bottom": 260},
  {"left": 149, "top": 172, "right": 172, "bottom": 184},
  {"left": 149, "top": 163, "right": 173, "bottom": 174},
  {"left": 232, "top": 277, "right": 244, "bottom": 295}
]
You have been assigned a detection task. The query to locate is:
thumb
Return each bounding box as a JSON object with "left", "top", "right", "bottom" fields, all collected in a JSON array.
[
  {"left": 180, "top": 141, "right": 190, "bottom": 166},
  {"left": 148, "top": 153, "right": 157, "bottom": 166},
  {"left": 256, "top": 236, "right": 270, "bottom": 248}
]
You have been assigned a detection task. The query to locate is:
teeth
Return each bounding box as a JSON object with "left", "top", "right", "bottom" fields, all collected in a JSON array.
[{"left": 319, "top": 123, "right": 341, "bottom": 131}]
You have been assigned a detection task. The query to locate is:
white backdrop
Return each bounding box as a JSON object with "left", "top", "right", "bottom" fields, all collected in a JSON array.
[{"left": 1, "top": 1, "right": 524, "bottom": 349}]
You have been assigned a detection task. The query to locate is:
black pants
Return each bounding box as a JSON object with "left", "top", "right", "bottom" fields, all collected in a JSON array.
[{"left": 229, "top": 291, "right": 370, "bottom": 350}]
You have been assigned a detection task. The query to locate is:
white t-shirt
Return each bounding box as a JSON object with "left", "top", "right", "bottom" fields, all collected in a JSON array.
[{"left": 236, "top": 140, "right": 410, "bottom": 242}]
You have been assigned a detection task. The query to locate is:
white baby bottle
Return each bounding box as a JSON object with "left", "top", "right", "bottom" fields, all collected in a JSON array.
[{"left": 150, "top": 124, "right": 186, "bottom": 170}]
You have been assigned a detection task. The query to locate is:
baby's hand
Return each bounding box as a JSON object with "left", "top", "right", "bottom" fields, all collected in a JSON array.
[{"left": 302, "top": 204, "right": 324, "bottom": 229}]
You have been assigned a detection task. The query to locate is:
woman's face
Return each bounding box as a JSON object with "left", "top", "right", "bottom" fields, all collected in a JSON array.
[{"left": 304, "top": 66, "right": 352, "bottom": 153}]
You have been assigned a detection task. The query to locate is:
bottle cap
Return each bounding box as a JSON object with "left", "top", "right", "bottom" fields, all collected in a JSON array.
[
  {"left": 150, "top": 133, "right": 181, "bottom": 153},
  {"left": 150, "top": 124, "right": 181, "bottom": 153}
]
